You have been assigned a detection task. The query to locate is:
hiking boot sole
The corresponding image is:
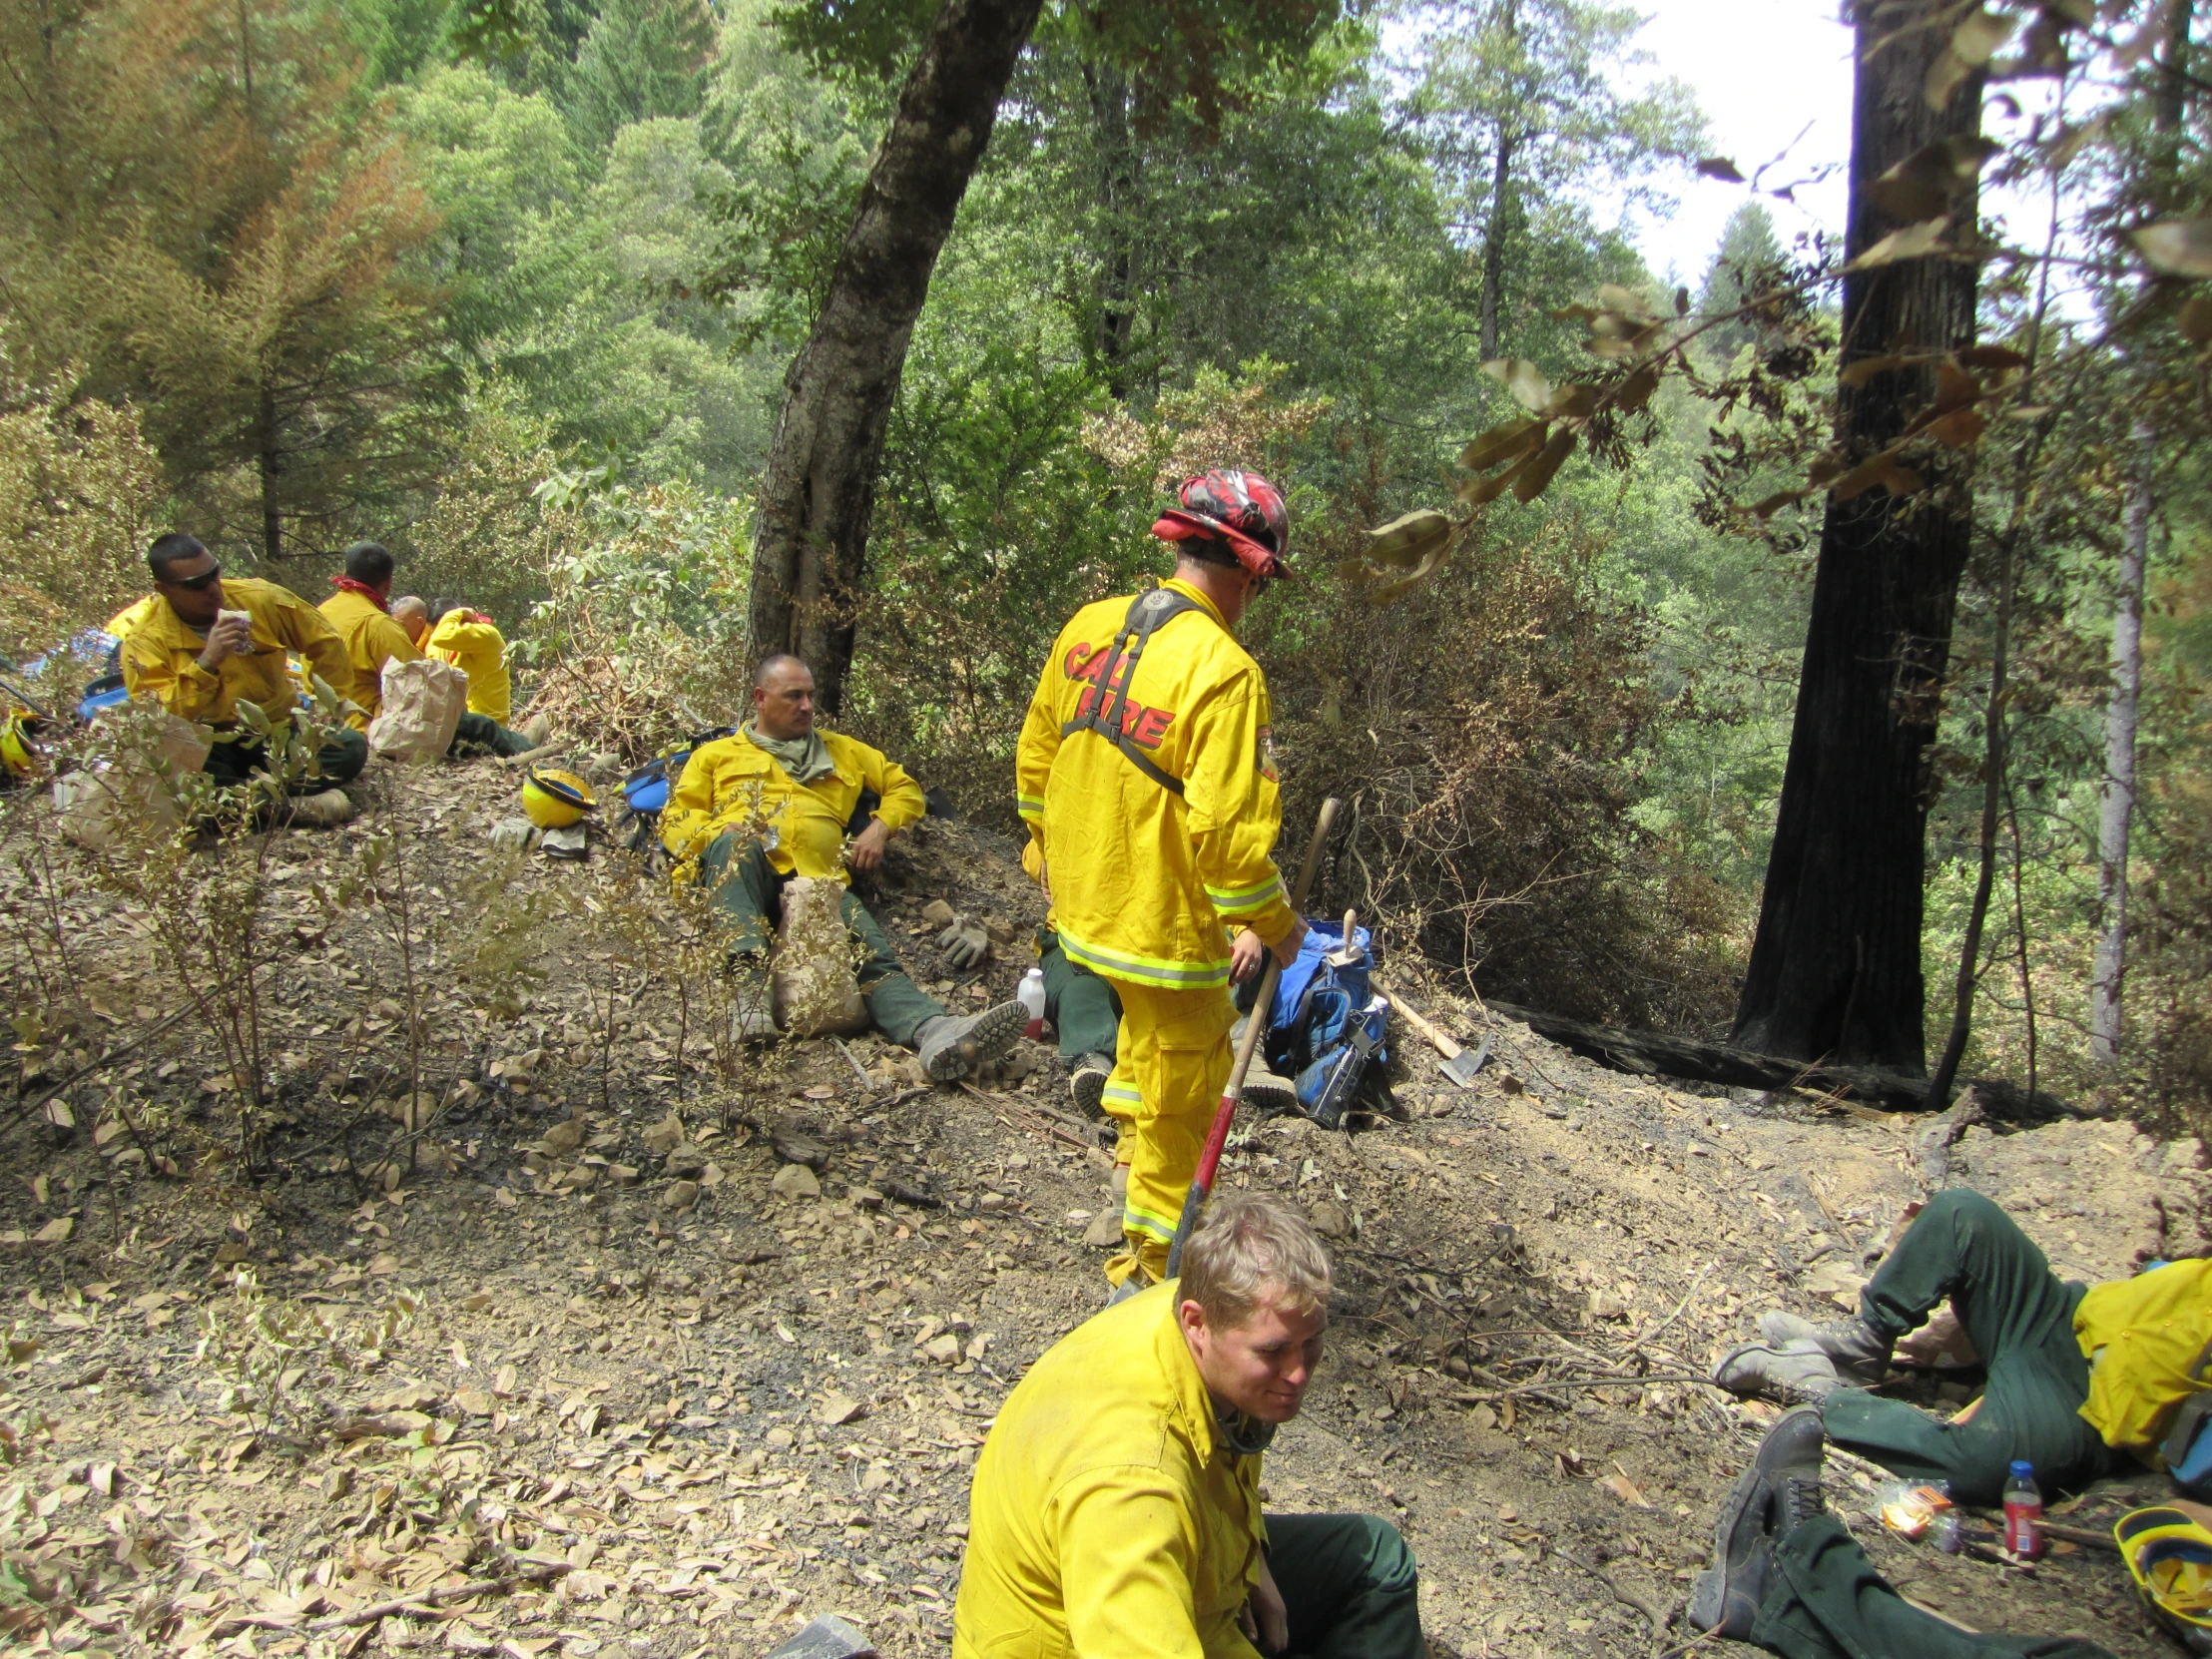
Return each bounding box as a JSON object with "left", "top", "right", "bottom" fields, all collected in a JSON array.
[
  {"left": 1070, "top": 1062, "right": 1110, "bottom": 1117},
  {"left": 923, "top": 1000, "right": 1027, "bottom": 1082}
]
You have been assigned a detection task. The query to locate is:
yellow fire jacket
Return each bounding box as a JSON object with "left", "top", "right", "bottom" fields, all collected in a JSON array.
[
  {"left": 1015, "top": 579, "right": 1293, "bottom": 989},
  {"left": 2075, "top": 1258, "right": 2212, "bottom": 1452},
  {"left": 424, "top": 610, "right": 512, "bottom": 723},
  {"left": 104, "top": 596, "right": 157, "bottom": 640},
  {"left": 318, "top": 587, "right": 421, "bottom": 720},
  {"left": 119, "top": 578, "right": 358, "bottom": 730},
  {"left": 952, "top": 1281, "right": 1267, "bottom": 1659},
  {"left": 661, "top": 729, "right": 924, "bottom": 882}
]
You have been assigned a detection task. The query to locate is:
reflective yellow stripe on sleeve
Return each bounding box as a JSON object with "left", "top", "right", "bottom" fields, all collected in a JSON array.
[
  {"left": 1204, "top": 874, "right": 1283, "bottom": 915},
  {"left": 1016, "top": 794, "right": 1045, "bottom": 823}
]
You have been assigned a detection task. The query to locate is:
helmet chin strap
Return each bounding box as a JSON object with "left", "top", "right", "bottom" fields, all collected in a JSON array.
[{"left": 1216, "top": 1398, "right": 1278, "bottom": 1457}]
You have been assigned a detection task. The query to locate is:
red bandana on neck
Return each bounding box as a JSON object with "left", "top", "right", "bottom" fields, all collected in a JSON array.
[{"left": 329, "top": 576, "right": 388, "bottom": 612}]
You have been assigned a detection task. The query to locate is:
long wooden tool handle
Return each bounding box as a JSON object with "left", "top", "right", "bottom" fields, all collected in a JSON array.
[
  {"left": 1375, "top": 982, "right": 1464, "bottom": 1060},
  {"left": 1163, "top": 797, "right": 1341, "bottom": 1280}
]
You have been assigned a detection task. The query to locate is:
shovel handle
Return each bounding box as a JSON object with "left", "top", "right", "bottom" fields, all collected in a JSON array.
[{"left": 1164, "top": 797, "right": 1341, "bottom": 1280}]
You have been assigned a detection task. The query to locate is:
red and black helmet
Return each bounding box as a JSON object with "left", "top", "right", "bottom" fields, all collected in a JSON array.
[{"left": 1151, "top": 469, "right": 1291, "bottom": 580}]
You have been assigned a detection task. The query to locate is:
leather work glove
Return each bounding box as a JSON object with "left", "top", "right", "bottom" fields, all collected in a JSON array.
[{"left": 936, "top": 914, "right": 991, "bottom": 970}]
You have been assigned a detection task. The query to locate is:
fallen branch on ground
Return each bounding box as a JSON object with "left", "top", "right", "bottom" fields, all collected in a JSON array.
[{"left": 1483, "top": 1001, "right": 2078, "bottom": 1118}]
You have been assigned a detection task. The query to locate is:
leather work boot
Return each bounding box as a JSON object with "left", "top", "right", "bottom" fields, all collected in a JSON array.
[
  {"left": 285, "top": 788, "right": 355, "bottom": 828},
  {"left": 914, "top": 1001, "right": 1026, "bottom": 1082},
  {"left": 519, "top": 713, "right": 553, "bottom": 748},
  {"left": 1688, "top": 1404, "right": 1828, "bottom": 1640},
  {"left": 1711, "top": 1338, "right": 1844, "bottom": 1404},
  {"left": 1759, "top": 1309, "right": 1894, "bottom": 1384},
  {"left": 1069, "top": 1052, "right": 1113, "bottom": 1116},
  {"left": 1244, "top": 1066, "right": 1298, "bottom": 1117}
]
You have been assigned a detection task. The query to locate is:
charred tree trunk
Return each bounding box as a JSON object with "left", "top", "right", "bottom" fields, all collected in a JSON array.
[
  {"left": 746, "top": 0, "right": 1044, "bottom": 714},
  {"left": 1731, "top": 0, "right": 1982, "bottom": 1071}
]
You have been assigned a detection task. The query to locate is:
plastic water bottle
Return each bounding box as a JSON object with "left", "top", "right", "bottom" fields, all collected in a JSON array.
[
  {"left": 2002, "top": 1460, "right": 2043, "bottom": 1559},
  {"left": 1018, "top": 968, "right": 1046, "bottom": 1040}
]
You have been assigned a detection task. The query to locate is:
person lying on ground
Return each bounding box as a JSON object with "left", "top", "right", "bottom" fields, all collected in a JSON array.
[
  {"left": 1015, "top": 468, "right": 1308, "bottom": 1298},
  {"left": 117, "top": 533, "right": 364, "bottom": 825},
  {"left": 1712, "top": 1186, "right": 2211, "bottom": 1504},
  {"left": 661, "top": 652, "right": 1023, "bottom": 1082},
  {"left": 319, "top": 545, "right": 546, "bottom": 756},
  {"left": 953, "top": 1193, "right": 1424, "bottom": 1659},
  {"left": 1690, "top": 1403, "right": 2114, "bottom": 1658}
]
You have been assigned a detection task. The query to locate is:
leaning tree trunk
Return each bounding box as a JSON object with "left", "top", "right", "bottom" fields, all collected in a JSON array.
[
  {"left": 746, "top": 0, "right": 1045, "bottom": 714},
  {"left": 1730, "top": 0, "right": 1982, "bottom": 1071}
]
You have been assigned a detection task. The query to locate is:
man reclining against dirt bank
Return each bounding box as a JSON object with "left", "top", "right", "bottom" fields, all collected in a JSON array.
[
  {"left": 952, "top": 1194, "right": 1425, "bottom": 1659},
  {"left": 119, "top": 533, "right": 365, "bottom": 826},
  {"left": 1688, "top": 1402, "right": 2116, "bottom": 1656},
  {"left": 660, "top": 652, "right": 1023, "bottom": 1082},
  {"left": 1711, "top": 1187, "right": 2211, "bottom": 1505}
]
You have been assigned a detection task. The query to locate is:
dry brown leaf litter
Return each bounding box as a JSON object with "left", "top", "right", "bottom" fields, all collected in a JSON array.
[{"left": 0, "top": 752, "right": 2195, "bottom": 1658}]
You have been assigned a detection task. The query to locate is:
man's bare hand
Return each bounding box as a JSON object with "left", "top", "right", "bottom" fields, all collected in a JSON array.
[
  {"left": 846, "top": 817, "right": 890, "bottom": 874},
  {"left": 1244, "top": 1556, "right": 1288, "bottom": 1655},
  {"left": 1230, "top": 927, "right": 1266, "bottom": 985},
  {"left": 197, "top": 613, "right": 251, "bottom": 670}
]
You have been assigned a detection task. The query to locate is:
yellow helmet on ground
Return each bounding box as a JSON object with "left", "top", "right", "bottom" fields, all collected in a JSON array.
[
  {"left": 521, "top": 767, "right": 597, "bottom": 830},
  {"left": 0, "top": 713, "right": 39, "bottom": 779}
]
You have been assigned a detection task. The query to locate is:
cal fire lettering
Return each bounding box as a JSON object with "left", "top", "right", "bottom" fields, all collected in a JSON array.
[{"left": 1063, "top": 639, "right": 1177, "bottom": 751}]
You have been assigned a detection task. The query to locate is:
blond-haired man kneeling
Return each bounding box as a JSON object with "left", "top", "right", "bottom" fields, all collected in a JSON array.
[{"left": 953, "top": 1196, "right": 1423, "bottom": 1659}]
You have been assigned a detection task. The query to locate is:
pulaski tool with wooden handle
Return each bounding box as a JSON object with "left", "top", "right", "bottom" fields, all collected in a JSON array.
[{"left": 1162, "top": 797, "right": 1342, "bottom": 1279}]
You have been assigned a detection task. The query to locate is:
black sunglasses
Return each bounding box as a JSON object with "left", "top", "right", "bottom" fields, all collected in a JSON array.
[{"left": 168, "top": 562, "right": 223, "bottom": 592}]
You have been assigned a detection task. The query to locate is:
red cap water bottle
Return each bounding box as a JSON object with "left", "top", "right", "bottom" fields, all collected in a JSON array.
[{"left": 2002, "top": 1460, "right": 2042, "bottom": 1559}]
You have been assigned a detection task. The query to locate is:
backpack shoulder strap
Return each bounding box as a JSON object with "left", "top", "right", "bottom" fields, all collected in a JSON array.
[{"left": 1060, "top": 588, "right": 1211, "bottom": 797}]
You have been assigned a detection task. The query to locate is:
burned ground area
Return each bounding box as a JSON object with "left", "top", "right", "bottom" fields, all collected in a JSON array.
[{"left": 0, "top": 755, "right": 2188, "bottom": 1658}]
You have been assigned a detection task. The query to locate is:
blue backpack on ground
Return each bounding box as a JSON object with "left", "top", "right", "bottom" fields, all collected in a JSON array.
[{"left": 1261, "top": 917, "right": 1389, "bottom": 1129}]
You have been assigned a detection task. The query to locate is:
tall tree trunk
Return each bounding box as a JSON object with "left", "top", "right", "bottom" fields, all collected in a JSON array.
[
  {"left": 2090, "top": 422, "right": 2151, "bottom": 1065},
  {"left": 1477, "top": 125, "right": 1513, "bottom": 360},
  {"left": 2089, "top": 0, "right": 2190, "bottom": 1066},
  {"left": 746, "top": 0, "right": 1043, "bottom": 714},
  {"left": 1083, "top": 59, "right": 1138, "bottom": 398},
  {"left": 256, "top": 382, "right": 282, "bottom": 561},
  {"left": 1730, "top": 0, "right": 1981, "bottom": 1071}
]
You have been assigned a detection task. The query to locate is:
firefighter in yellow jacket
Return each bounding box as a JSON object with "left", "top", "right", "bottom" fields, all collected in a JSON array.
[
  {"left": 117, "top": 533, "right": 365, "bottom": 821},
  {"left": 1016, "top": 470, "right": 1308, "bottom": 1295},
  {"left": 953, "top": 1195, "right": 1422, "bottom": 1659},
  {"left": 392, "top": 597, "right": 516, "bottom": 726},
  {"left": 664, "top": 653, "right": 1024, "bottom": 1081},
  {"left": 319, "top": 544, "right": 542, "bottom": 754}
]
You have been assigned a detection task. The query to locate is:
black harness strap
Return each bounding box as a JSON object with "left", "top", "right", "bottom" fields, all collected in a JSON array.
[{"left": 1060, "top": 588, "right": 1207, "bottom": 797}]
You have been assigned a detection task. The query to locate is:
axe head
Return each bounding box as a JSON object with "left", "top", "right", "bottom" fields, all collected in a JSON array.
[{"left": 1438, "top": 1032, "right": 1491, "bottom": 1089}]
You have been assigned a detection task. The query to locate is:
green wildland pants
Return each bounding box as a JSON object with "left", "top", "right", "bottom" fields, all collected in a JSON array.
[
  {"left": 1265, "top": 1512, "right": 1424, "bottom": 1659},
  {"left": 1751, "top": 1513, "right": 2112, "bottom": 1659},
  {"left": 1822, "top": 1188, "right": 2123, "bottom": 1505},
  {"left": 449, "top": 712, "right": 535, "bottom": 758},
  {"left": 1037, "top": 924, "right": 1121, "bottom": 1061},
  {"left": 696, "top": 831, "right": 943, "bottom": 1046},
  {"left": 205, "top": 726, "right": 368, "bottom": 791}
]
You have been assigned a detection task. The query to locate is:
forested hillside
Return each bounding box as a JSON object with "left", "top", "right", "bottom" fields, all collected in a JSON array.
[{"left": 0, "top": 0, "right": 2207, "bottom": 1121}]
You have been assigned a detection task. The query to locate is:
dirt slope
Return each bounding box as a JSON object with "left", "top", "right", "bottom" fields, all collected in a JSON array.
[{"left": 0, "top": 754, "right": 2193, "bottom": 1657}]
